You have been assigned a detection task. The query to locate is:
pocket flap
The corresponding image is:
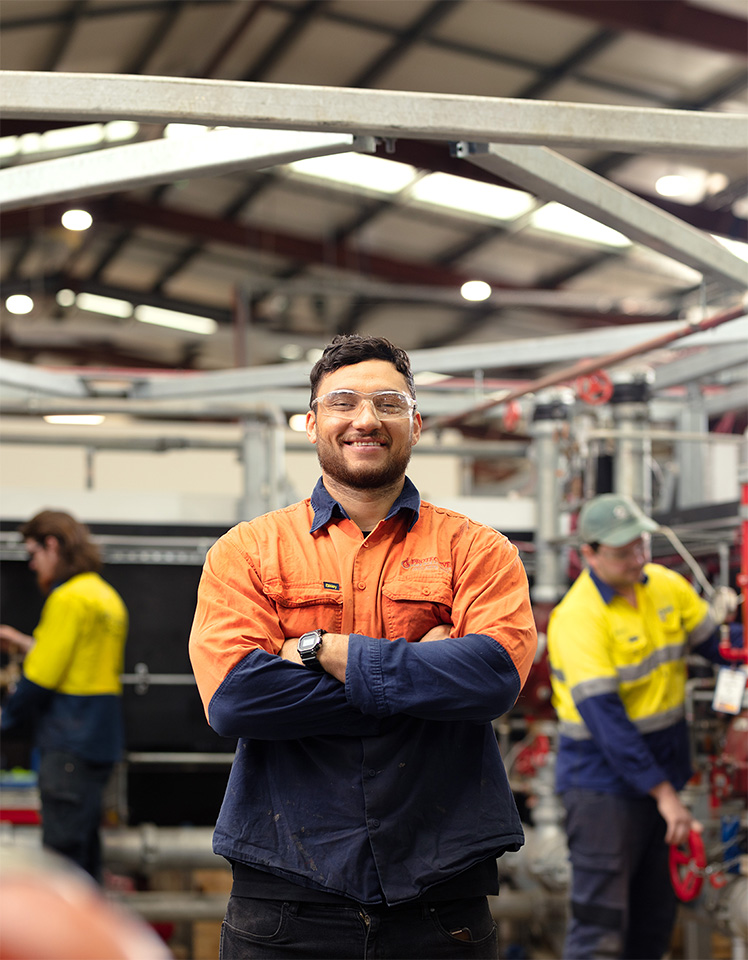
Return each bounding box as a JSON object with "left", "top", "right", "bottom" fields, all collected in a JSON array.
[
  {"left": 382, "top": 576, "right": 453, "bottom": 606},
  {"left": 263, "top": 579, "right": 343, "bottom": 608}
]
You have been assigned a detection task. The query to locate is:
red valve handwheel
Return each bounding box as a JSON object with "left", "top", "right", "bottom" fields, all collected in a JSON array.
[
  {"left": 575, "top": 371, "right": 614, "bottom": 405},
  {"left": 669, "top": 829, "right": 707, "bottom": 902},
  {"left": 503, "top": 400, "right": 521, "bottom": 432}
]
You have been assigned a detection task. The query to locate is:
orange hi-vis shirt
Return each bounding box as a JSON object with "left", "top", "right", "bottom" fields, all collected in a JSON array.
[
  {"left": 191, "top": 488, "right": 536, "bottom": 713},
  {"left": 189, "top": 477, "right": 537, "bottom": 904}
]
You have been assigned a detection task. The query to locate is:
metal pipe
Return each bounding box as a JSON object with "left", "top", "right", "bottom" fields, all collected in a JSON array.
[
  {"left": 0, "top": 433, "right": 529, "bottom": 457},
  {"left": 425, "top": 303, "right": 747, "bottom": 431},
  {"left": 584, "top": 429, "right": 746, "bottom": 445}
]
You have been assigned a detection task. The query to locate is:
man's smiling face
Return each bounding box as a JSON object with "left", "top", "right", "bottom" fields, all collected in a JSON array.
[{"left": 306, "top": 359, "right": 421, "bottom": 491}]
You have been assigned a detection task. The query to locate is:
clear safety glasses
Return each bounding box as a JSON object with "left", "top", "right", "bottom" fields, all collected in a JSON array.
[{"left": 312, "top": 389, "right": 417, "bottom": 420}]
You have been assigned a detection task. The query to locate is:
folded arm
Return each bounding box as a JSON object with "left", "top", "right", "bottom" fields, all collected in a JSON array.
[
  {"left": 283, "top": 539, "right": 536, "bottom": 724},
  {"left": 189, "top": 535, "right": 383, "bottom": 741}
]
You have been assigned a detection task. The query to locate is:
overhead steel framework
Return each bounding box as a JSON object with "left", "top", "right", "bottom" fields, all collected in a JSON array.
[
  {"left": 0, "top": 69, "right": 745, "bottom": 407},
  {"left": 1, "top": 71, "right": 745, "bottom": 153}
]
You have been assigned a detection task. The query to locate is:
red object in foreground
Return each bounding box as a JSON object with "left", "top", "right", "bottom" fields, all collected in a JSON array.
[{"left": 669, "top": 829, "right": 707, "bottom": 901}]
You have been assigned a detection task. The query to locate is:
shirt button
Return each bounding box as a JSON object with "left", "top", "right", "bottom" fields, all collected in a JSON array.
[
  {"left": 358, "top": 581, "right": 366, "bottom": 590},
  {"left": 370, "top": 819, "right": 380, "bottom": 829},
  {"left": 368, "top": 769, "right": 377, "bottom": 778},
  {"left": 423, "top": 588, "right": 431, "bottom": 596}
]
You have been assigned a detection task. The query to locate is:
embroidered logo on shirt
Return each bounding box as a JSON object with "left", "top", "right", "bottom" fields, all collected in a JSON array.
[
  {"left": 401, "top": 557, "right": 452, "bottom": 571},
  {"left": 323, "top": 581, "right": 340, "bottom": 591},
  {"left": 658, "top": 605, "right": 674, "bottom": 621}
]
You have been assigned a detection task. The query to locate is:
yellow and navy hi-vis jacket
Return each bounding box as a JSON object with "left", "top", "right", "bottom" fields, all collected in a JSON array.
[
  {"left": 547, "top": 563, "right": 723, "bottom": 797},
  {"left": 1, "top": 572, "right": 128, "bottom": 764}
]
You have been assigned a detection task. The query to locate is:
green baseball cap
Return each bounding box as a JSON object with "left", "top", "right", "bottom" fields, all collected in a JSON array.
[{"left": 578, "top": 494, "right": 658, "bottom": 547}]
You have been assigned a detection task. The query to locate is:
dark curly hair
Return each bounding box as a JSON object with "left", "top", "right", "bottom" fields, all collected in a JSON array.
[
  {"left": 309, "top": 335, "right": 415, "bottom": 406},
  {"left": 19, "top": 510, "right": 101, "bottom": 580}
]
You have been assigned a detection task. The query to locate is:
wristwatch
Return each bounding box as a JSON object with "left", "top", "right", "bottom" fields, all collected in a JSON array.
[{"left": 297, "top": 629, "right": 326, "bottom": 671}]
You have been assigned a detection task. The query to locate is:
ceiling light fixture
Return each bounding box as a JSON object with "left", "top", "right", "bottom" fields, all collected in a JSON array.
[
  {"left": 655, "top": 174, "right": 692, "bottom": 198},
  {"left": 56, "top": 289, "right": 77, "bottom": 307},
  {"left": 460, "top": 280, "right": 492, "bottom": 302},
  {"left": 288, "top": 414, "right": 308, "bottom": 432},
  {"left": 76, "top": 292, "right": 133, "bottom": 318},
  {"left": 61, "top": 209, "right": 93, "bottom": 231},
  {"left": 133, "top": 304, "right": 217, "bottom": 335},
  {"left": 5, "top": 294, "right": 34, "bottom": 315},
  {"left": 43, "top": 415, "right": 105, "bottom": 426}
]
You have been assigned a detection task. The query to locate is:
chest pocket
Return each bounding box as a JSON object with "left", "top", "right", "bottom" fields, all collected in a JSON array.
[
  {"left": 611, "top": 625, "right": 655, "bottom": 687},
  {"left": 263, "top": 580, "right": 343, "bottom": 638},
  {"left": 382, "top": 574, "right": 453, "bottom": 642}
]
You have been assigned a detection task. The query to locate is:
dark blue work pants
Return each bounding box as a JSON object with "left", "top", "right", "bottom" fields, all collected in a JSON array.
[
  {"left": 220, "top": 895, "right": 498, "bottom": 959},
  {"left": 562, "top": 789, "right": 677, "bottom": 959},
  {"left": 38, "top": 750, "right": 112, "bottom": 881}
]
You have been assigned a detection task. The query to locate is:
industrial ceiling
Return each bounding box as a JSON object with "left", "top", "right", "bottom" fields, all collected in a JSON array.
[{"left": 0, "top": 0, "right": 746, "bottom": 428}]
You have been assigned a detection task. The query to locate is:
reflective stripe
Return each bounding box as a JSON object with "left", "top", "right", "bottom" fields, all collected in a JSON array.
[
  {"left": 571, "top": 675, "right": 618, "bottom": 704},
  {"left": 688, "top": 614, "right": 716, "bottom": 648},
  {"left": 560, "top": 720, "right": 592, "bottom": 740},
  {"left": 634, "top": 704, "right": 684, "bottom": 733},
  {"left": 617, "top": 642, "right": 686, "bottom": 683},
  {"left": 560, "top": 703, "right": 685, "bottom": 741}
]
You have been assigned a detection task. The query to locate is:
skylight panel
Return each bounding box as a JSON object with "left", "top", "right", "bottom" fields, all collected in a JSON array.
[
  {"left": 286, "top": 153, "right": 417, "bottom": 195},
  {"left": 530, "top": 202, "right": 632, "bottom": 248},
  {"left": 714, "top": 235, "right": 748, "bottom": 263},
  {"left": 409, "top": 172, "right": 535, "bottom": 222}
]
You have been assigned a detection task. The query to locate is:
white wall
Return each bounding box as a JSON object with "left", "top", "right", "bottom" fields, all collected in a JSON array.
[{"left": 0, "top": 419, "right": 467, "bottom": 526}]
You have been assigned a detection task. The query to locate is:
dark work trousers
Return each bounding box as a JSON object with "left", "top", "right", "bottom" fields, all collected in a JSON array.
[
  {"left": 38, "top": 750, "right": 113, "bottom": 881},
  {"left": 219, "top": 895, "right": 498, "bottom": 960},
  {"left": 562, "top": 789, "right": 678, "bottom": 960}
]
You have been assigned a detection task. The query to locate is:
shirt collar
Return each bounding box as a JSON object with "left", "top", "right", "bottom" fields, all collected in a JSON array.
[
  {"left": 310, "top": 475, "right": 421, "bottom": 533},
  {"left": 589, "top": 567, "right": 649, "bottom": 604}
]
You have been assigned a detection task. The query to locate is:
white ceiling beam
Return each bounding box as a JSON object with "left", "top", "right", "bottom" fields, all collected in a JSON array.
[
  {"left": 653, "top": 341, "right": 748, "bottom": 390},
  {"left": 0, "top": 358, "right": 90, "bottom": 397},
  {"left": 0, "top": 129, "right": 371, "bottom": 211},
  {"left": 3, "top": 318, "right": 745, "bottom": 402},
  {"left": 460, "top": 142, "right": 748, "bottom": 291},
  {"left": 0, "top": 71, "right": 745, "bottom": 155},
  {"left": 701, "top": 382, "right": 748, "bottom": 417},
  {"left": 129, "top": 315, "right": 748, "bottom": 399}
]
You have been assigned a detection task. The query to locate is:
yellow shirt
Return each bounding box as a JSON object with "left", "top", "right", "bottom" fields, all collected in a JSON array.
[{"left": 25, "top": 571, "right": 128, "bottom": 695}]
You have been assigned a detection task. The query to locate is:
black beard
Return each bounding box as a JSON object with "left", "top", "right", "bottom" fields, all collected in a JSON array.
[{"left": 316, "top": 439, "right": 413, "bottom": 490}]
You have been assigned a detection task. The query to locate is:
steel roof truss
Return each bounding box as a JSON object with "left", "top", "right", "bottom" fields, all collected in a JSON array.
[
  {"left": 460, "top": 142, "right": 748, "bottom": 292},
  {"left": 0, "top": 71, "right": 744, "bottom": 155},
  {"left": 0, "top": 128, "right": 373, "bottom": 211}
]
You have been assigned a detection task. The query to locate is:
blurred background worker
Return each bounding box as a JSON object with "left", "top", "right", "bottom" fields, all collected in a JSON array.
[
  {"left": 547, "top": 494, "right": 741, "bottom": 960},
  {"left": 0, "top": 509, "right": 128, "bottom": 881}
]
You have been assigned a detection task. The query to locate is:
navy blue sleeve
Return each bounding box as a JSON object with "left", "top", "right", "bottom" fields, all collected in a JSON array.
[
  {"left": 692, "top": 622, "right": 744, "bottom": 664},
  {"left": 1, "top": 675, "right": 53, "bottom": 736},
  {"left": 344, "top": 633, "right": 521, "bottom": 723},
  {"left": 577, "top": 691, "right": 667, "bottom": 795},
  {"left": 208, "top": 648, "right": 384, "bottom": 740}
]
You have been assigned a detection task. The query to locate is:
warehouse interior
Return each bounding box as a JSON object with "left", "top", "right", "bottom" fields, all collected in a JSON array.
[{"left": 0, "top": 1, "right": 747, "bottom": 958}]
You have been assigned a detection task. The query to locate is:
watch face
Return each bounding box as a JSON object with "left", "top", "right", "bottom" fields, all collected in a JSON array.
[{"left": 298, "top": 631, "right": 321, "bottom": 654}]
